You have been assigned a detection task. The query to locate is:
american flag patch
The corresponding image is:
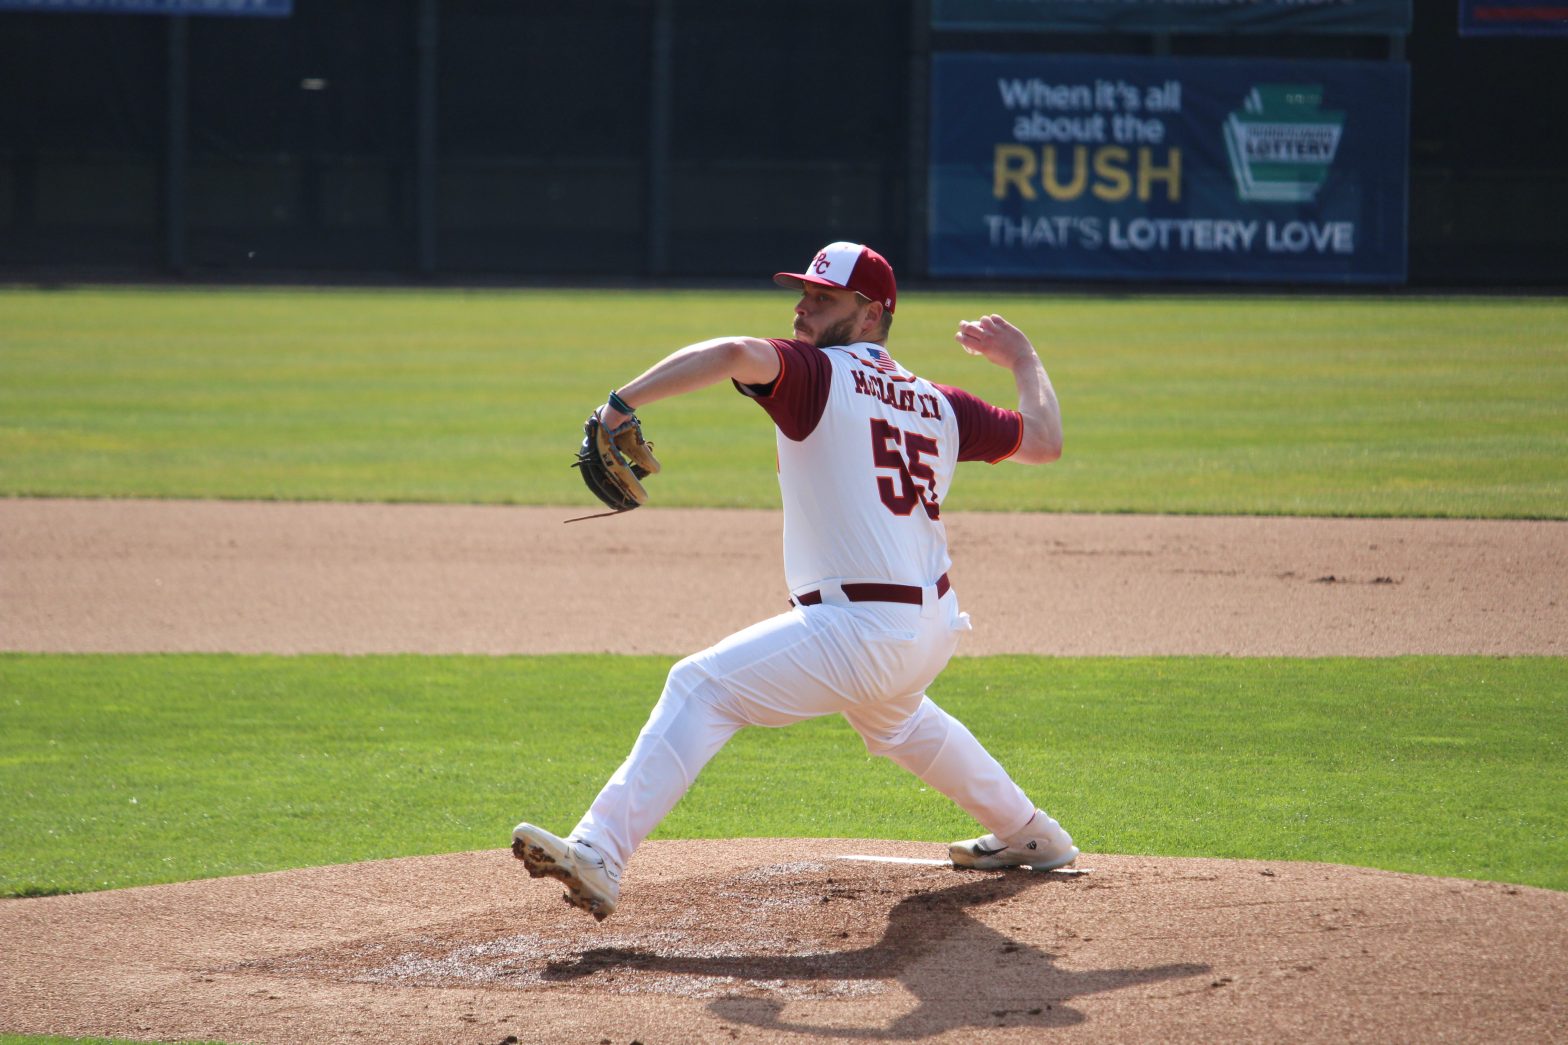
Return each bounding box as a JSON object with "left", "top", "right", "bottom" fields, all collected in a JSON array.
[{"left": 866, "top": 347, "right": 898, "bottom": 374}]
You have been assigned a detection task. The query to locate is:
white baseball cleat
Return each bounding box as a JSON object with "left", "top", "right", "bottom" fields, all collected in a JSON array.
[
  {"left": 949, "top": 810, "right": 1079, "bottom": 872},
  {"left": 511, "top": 822, "right": 621, "bottom": 921}
]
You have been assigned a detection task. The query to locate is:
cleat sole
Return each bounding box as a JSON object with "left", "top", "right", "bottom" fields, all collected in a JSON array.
[{"left": 513, "top": 831, "right": 612, "bottom": 919}]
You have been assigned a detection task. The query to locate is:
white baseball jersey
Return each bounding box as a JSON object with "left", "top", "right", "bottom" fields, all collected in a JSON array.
[{"left": 738, "top": 338, "right": 1024, "bottom": 594}]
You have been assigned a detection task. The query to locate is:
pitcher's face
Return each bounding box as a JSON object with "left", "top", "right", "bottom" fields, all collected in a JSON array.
[{"left": 792, "top": 285, "right": 872, "bottom": 348}]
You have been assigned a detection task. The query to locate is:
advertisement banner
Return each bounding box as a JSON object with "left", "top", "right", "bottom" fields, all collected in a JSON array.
[
  {"left": 1460, "top": 0, "right": 1568, "bottom": 35},
  {"left": 932, "top": 0, "right": 1412, "bottom": 34},
  {"left": 0, "top": 0, "right": 290, "bottom": 15},
  {"left": 929, "top": 53, "right": 1409, "bottom": 284}
]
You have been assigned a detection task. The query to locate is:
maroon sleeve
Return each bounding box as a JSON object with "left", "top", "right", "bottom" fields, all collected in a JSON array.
[
  {"left": 731, "top": 338, "right": 832, "bottom": 441},
  {"left": 934, "top": 383, "right": 1024, "bottom": 464}
]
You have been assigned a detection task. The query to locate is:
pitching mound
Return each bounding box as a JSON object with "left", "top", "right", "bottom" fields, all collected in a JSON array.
[{"left": 3, "top": 839, "right": 1564, "bottom": 1043}]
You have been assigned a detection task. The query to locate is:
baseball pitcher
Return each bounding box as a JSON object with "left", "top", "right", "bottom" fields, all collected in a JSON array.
[{"left": 515, "top": 242, "right": 1076, "bottom": 920}]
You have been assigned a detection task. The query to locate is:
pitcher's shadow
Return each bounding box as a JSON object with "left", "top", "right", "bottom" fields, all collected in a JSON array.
[{"left": 542, "top": 870, "right": 1209, "bottom": 1038}]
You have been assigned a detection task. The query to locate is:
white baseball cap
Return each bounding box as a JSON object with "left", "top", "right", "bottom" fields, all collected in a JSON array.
[{"left": 773, "top": 242, "right": 897, "bottom": 313}]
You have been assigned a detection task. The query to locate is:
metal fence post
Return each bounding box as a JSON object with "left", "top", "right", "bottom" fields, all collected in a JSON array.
[
  {"left": 164, "top": 14, "right": 189, "bottom": 276},
  {"left": 416, "top": 0, "right": 439, "bottom": 276},
  {"left": 907, "top": 0, "right": 930, "bottom": 278},
  {"left": 647, "top": 0, "right": 674, "bottom": 278}
]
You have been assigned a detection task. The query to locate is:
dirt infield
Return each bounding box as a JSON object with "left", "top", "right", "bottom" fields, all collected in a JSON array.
[
  {"left": 4, "top": 498, "right": 1565, "bottom": 656},
  {"left": 2, "top": 498, "right": 1566, "bottom": 1044}
]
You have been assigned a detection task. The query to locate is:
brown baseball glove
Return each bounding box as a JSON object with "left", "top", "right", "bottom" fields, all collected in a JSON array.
[{"left": 572, "top": 410, "right": 660, "bottom": 517}]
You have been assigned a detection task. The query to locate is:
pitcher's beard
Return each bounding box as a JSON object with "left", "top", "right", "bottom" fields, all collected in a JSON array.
[{"left": 799, "top": 315, "right": 859, "bottom": 349}]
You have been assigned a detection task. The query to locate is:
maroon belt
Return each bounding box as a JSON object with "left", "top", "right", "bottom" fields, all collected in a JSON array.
[{"left": 794, "top": 573, "right": 950, "bottom": 607}]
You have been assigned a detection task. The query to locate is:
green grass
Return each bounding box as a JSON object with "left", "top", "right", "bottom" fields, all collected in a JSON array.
[
  {"left": 3, "top": 653, "right": 1563, "bottom": 894},
  {"left": 1, "top": 286, "right": 1564, "bottom": 516}
]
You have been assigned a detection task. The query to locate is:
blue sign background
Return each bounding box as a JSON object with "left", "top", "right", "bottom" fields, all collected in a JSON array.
[
  {"left": 929, "top": 53, "right": 1409, "bottom": 285},
  {"left": 0, "top": 0, "right": 290, "bottom": 15},
  {"left": 1459, "top": 0, "right": 1568, "bottom": 35},
  {"left": 933, "top": 0, "right": 1411, "bottom": 34}
]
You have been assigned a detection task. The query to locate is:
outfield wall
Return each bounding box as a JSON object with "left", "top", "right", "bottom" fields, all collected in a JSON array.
[{"left": 0, "top": 0, "right": 1561, "bottom": 287}]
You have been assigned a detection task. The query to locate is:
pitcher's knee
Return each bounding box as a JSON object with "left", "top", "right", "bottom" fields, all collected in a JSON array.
[
  {"left": 667, "top": 655, "right": 739, "bottom": 707},
  {"left": 851, "top": 700, "right": 949, "bottom": 760},
  {"left": 858, "top": 729, "right": 898, "bottom": 757},
  {"left": 649, "top": 655, "right": 740, "bottom": 733},
  {"left": 663, "top": 654, "right": 707, "bottom": 700},
  {"left": 859, "top": 699, "right": 953, "bottom": 765}
]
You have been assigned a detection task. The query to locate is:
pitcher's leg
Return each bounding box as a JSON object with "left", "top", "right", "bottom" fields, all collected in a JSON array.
[
  {"left": 572, "top": 605, "right": 930, "bottom": 873},
  {"left": 846, "top": 696, "right": 1037, "bottom": 841},
  {"left": 573, "top": 656, "right": 744, "bottom": 872}
]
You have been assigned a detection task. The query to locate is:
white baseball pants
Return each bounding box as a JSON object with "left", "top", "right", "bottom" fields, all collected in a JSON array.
[{"left": 573, "top": 584, "right": 1038, "bottom": 873}]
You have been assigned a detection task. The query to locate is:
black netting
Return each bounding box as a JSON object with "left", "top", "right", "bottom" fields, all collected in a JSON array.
[{"left": 0, "top": 1, "right": 1563, "bottom": 284}]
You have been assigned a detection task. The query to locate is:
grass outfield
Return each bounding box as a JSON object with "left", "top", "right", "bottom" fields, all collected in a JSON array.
[
  {"left": 2, "top": 654, "right": 1563, "bottom": 895},
  {"left": 1, "top": 286, "right": 1564, "bottom": 517}
]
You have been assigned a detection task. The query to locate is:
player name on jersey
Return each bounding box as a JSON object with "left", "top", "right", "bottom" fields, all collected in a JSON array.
[{"left": 851, "top": 369, "right": 946, "bottom": 420}]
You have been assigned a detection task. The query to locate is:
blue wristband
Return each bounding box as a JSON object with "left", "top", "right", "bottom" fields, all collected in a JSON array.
[{"left": 608, "top": 390, "right": 636, "bottom": 415}]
